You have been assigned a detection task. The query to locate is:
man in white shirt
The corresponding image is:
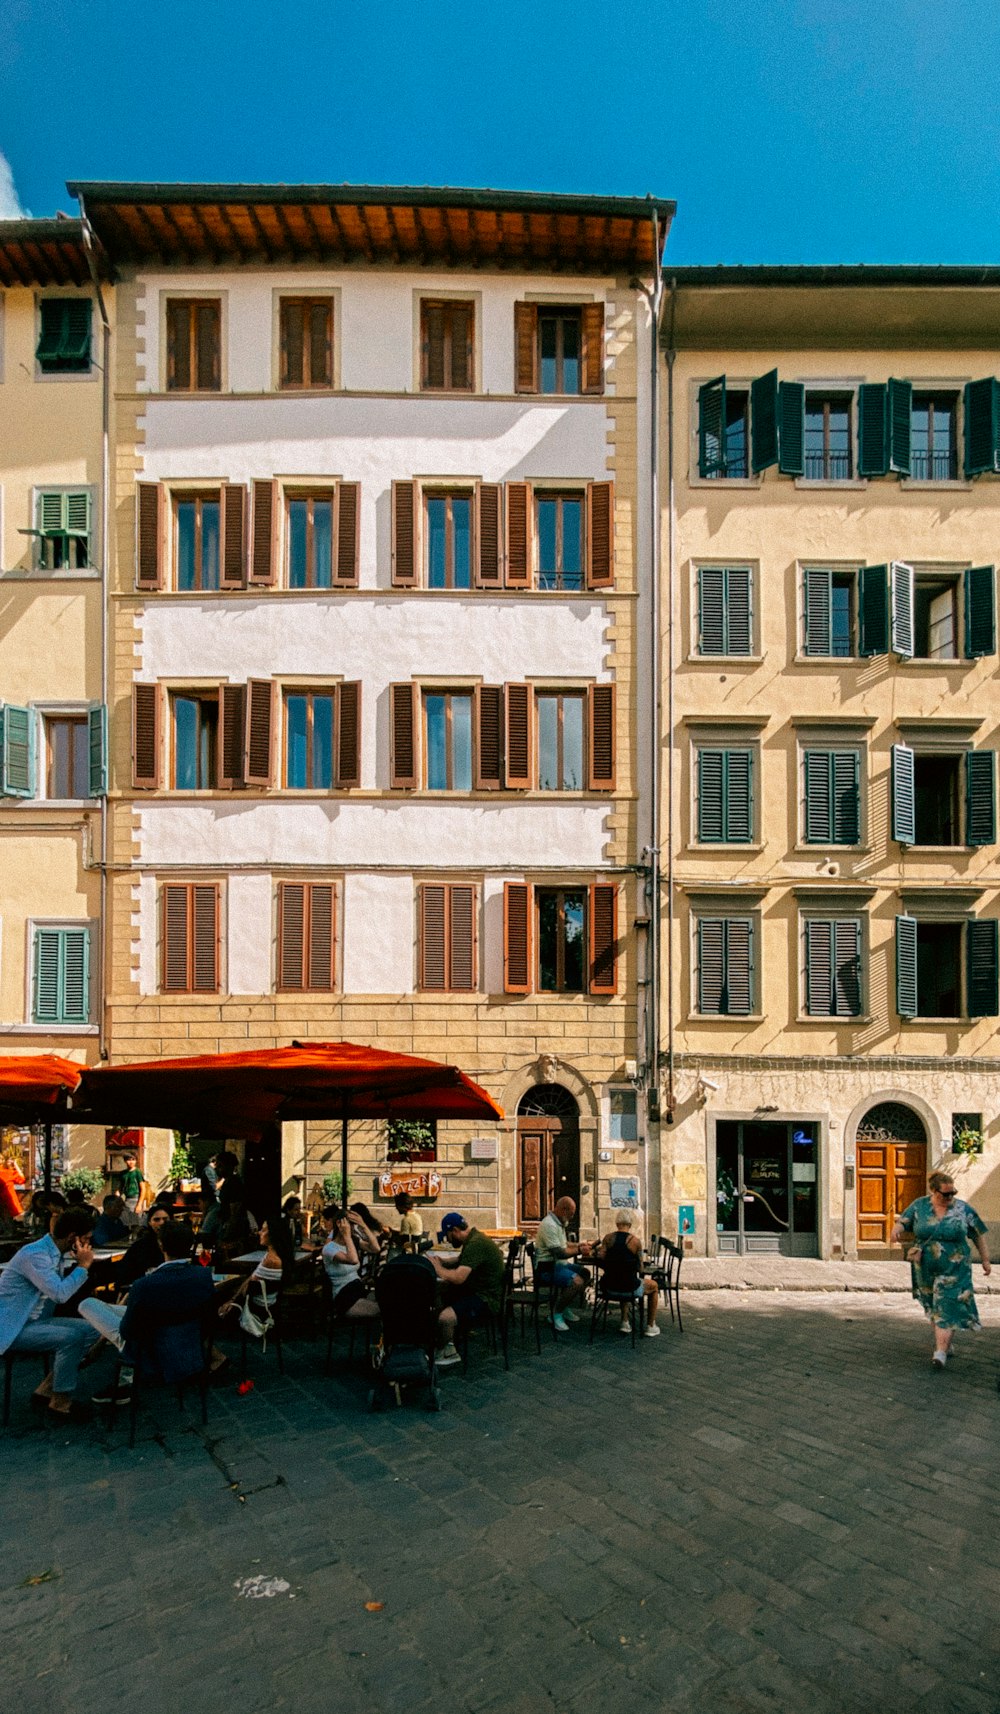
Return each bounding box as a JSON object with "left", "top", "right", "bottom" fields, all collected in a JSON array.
[
  {"left": 0, "top": 1208, "right": 97, "bottom": 1421},
  {"left": 533, "top": 1196, "right": 589, "bottom": 1332}
]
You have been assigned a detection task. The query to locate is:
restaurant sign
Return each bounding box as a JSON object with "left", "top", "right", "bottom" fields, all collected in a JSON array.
[{"left": 377, "top": 1170, "right": 442, "bottom": 1200}]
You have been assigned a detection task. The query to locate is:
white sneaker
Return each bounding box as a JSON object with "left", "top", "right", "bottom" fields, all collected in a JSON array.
[
  {"left": 562, "top": 1308, "right": 580, "bottom": 1323},
  {"left": 619, "top": 1318, "right": 632, "bottom": 1334},
  {"left": 644, "top": 1322, "right": 661, "bottom": 1339},
  {"left": 553, "top": 1314, "right": 570, "bottom": 1333},
  {"left": 436, "top": 1344, "right": 461, "bottom": 1367},
  {"left": 932, "top": 1350, "right": 947, "bottom": 1367}
]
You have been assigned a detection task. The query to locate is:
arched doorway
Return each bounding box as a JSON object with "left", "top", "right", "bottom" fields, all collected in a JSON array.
[
  {"left": 516, "top": 1085, "right": 580, "bottom": 1229},
  {"left": 856, "top": 1102, "right": 927, "bottom": 1250}
]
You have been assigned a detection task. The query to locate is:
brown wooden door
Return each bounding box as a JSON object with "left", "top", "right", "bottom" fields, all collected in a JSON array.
[
  {"left": 857, "top": 1141, "right": 926, "bottom": 1246},
  {"left": 518, "top": 1125, "right": 556, "bottom": 1228}
]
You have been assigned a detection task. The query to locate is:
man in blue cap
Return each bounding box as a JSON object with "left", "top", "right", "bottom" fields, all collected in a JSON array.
[{"left": 428, "top": 1213, "right": 504, "bottom": 1366}]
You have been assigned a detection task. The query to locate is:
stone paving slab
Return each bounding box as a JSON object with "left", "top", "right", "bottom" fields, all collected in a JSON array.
[
  {"left": 682, "top": 1255, "right": 1000, "bottom": 1291},
  {"left": 1, "top": 1290, "right": 999, "bottom": 1714}
]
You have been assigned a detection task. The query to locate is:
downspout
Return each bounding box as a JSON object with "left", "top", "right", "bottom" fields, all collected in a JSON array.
[
  {"left": 645, "top": 212, "right": 664, "bottom": 1119},
  {"left": 663, "top": 276, "right": 677, "bottom": 1123},
  {"left": 78, "top": 199, "right": 111, "bottom": 1061}
]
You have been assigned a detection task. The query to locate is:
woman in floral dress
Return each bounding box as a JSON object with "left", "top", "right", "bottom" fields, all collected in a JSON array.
[{"left": 891, "top": 1170, "right": 991, "bottom": 1367}]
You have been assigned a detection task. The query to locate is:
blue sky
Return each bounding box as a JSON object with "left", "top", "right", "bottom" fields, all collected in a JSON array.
[{"left": 3, "top": 0, "right": 1000, "bottom": 263}]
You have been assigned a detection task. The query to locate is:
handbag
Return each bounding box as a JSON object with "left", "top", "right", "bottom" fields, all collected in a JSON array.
[{"left": 240, "top": 1285, "right": 275, "bottom": 1349}]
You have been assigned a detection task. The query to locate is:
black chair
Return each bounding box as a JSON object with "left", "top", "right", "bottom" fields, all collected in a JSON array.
[
  {"left": 589, "top": 1244, "right": 646, "bottom": 1347},
  {"left": 106, "top": 1306, "right": 215, "bottom": 1448},
  {"left": 456, "top": 1237, "right": 522, "bottom": 1373},
  {"left": 661, "top": 1239, "right": 684, "bottom": 1331},
  {"left": 2, "top": 1350, "right": 50, "bottom": 1427},
  {"left": 321, "top": 1272, "right": 379, "bottom": 1374}
]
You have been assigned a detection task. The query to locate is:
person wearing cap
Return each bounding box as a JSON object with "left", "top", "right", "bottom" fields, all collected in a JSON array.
[{"left": 429, "top": 1213, "right": 504, "bottom": 1367}]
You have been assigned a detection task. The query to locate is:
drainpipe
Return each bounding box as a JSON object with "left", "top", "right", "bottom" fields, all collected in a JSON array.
[
  {"left": 77, "top": 199, "right": 111, "bottom": 1062},
  {"left": 643, "top": 210, "right": 664, "bottom": 1125},
  {"left": 663, "top": 277, "right": 677, "bottom": 1123}
]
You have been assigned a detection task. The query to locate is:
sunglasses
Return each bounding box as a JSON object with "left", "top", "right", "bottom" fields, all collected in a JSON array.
[{"left": 940, "top": 1188, "right": 957, "bottom": 1199}]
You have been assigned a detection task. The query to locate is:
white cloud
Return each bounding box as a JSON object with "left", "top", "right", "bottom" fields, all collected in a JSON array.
[{"left": 0, "top": 152, "right": 26, "bottom": 219}]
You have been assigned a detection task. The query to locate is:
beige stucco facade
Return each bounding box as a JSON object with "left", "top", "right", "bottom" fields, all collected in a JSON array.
[{"left": 660, "top": 277, "right": 1000, "bottom": 1259}]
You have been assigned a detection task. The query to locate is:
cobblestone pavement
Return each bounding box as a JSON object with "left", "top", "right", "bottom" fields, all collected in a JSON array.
[{"left": 3, "top": 1291, "right": 1000, "bottom": 1714}]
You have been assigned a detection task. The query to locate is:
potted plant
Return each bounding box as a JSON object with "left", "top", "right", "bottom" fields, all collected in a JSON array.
[
  {"left": 386, "top": 1120, "right": 436, "bottom": 1163},
  {"left": 61, "top": 1166, "right": 105, "bottom": 1200},
  {"left": 952, "top": 1123, "right": 985, "bottom": 1157},
  {"left": 321, "top": 1172, "right": 353, "bottom": 1205},
  {"left": 170, "top": 1137, "right": 200, "bottom": 1192}
]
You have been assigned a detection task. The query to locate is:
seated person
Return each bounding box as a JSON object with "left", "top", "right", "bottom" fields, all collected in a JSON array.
[
  {"left": 282, "top": 1195, "right": 304, "bottom": 1247},
  {"left": 428, "top": 1213, "right": 504, "bottom": 1366},
  {"left": 394, "top": 1192, "right": 423, "bottom": 1238},
  {"left": 0, "top": 1207, "right": 98, "bottom": 1422},
  {"left": 218, "top": 1214, "right": 295, "bottom": 1347},
  {"left": 64, "top": 1187, "right": 89, "bottom": 1208},
  {"left": 115, "top": 1203, "right": 170, "bottom": 1289},
  {"left": 118, "top": 1221, "right": 216, "bottom": 1386},
  {"left": 596, "top": 1212, "right": 660, "bottom": 1337},
  {"left": 320, "top": 1207, "right": 379, "bottom": 1320},
  {"left": 92, "top": 1195, "right": 131, "bottom": 1248},
  {"left": 533, "top": 1196, "right": 589, "bottom": 1332},
  {"left": 349, "top": 1201, "right": 391, "bottom": 1248}
]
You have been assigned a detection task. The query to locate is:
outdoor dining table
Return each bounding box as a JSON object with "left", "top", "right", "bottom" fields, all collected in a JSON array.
[{"left": 232, "top": 1248, "right": 310, "bottom": 1266}]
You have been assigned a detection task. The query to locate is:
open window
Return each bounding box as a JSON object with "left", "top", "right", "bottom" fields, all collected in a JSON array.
[
  {"left": 895, "top": 915, "right": 998, "bottom": 1020},
  {"left": 804, "top": 392, "right": 853, "bottom": 480},
  {"left": 910, "top": 392, "right": 958, "bottom": 481}
]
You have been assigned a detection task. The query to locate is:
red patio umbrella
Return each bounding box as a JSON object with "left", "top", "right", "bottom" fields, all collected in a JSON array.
[
  {"left": 75, "top": 1042, "right": 503, "bottom": 1200},
  {"left": 0, "top": 1054, "right": 84, "bottom": 1192}
]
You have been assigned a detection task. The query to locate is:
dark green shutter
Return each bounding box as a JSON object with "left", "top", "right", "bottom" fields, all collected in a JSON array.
[
  {"left": 697, "top": 750, "right": 724, "bottom": 842},
  {"left": 88, "top": 704, "right": 107, "bottom": 798},
  {"left": 834, "top": 919, "right": 862, "bottom": 1016},
  {"left": 858, "top": 383, "right": 888, "bottom": 476},
  {"left": 887, "top": 378, "right": 912, "bottom": 475},
  {"left": 832, "top": 751, "right": 860, "bottom": 844},
  {"left": 965, "top": 750, "right": 996, "bottom": 847},
  {"left": 697, "top": 918, "right": 725, "bottom": 1012},
  {"left": 724, "top": 918, "right": 753, "bottom": 1015},
  {"left": 0, "top": 705, "right": 35, "bottom": 798},
  {"left": 725, "top": 567, "right": 752, "bottom": 654},
  {"left": 724, "top": 751, "right": 753, "bottom": 842},
  {"left": 36, "top": 299, "right": 92, "bottom": 370},
  {"left": 805, "top": 920, "right": 833, "bottom": 1015},
  {"left": 967, "top": 918, "right": 999, "bottom": 1017},
  {"left": 890, "top": 560, "right": 914, "bottom": 657},
  {"left": 895, "top": 916, "right": 918, "bottom": 1019},
  {"left": 964, "top": 378, "right": 1000, "bottom": 477},
  {"left": 751, "top": 369, "right": 779, "bottom": 472},
  {"left": 33, "top": 927, "right": 90, "bottom": 1025},
  {"left": 778, "top": 381, "right": 805, "bottom": 476},
  {"left": 698, "top": 568, "right": 726, "bottom": 654},
  {"left": 891, "top": 743, "right": 915, "bottom": 845},
  {"left": 804, "top": 751, "right": 832, "bottom": 843},
  {"left": 804, "top": 567, "right": 832, "bottom": 655},
  {"left": 698, "top": 378, "right": 726, "bottom": 477},
  {"left": 964, "top": 565, "right": 996, "bottom": 658},
  {"left": 859, "top": 564, "right": 889, "bottom": 656}
]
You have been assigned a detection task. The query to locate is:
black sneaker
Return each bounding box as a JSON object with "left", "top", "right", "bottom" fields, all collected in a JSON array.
[{"left": 92, "top": 1385, "right": 133, "bottom": 1406}]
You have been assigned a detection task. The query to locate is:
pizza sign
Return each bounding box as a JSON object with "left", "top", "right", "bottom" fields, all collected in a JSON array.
[{"left": 377, "top": 1170, "right": 442, "bottom": 1200}]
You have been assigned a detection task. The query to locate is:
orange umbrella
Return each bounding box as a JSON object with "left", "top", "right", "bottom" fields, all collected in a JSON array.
[{"left": 0, "top": 1054, "right": 83, "bottom": 1191}]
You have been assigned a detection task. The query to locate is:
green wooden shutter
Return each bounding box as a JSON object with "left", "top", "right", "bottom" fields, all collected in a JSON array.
[
  {"left": 726, "top": 567, "right": 752, "bottom": 654},
  {"left": 697, "top": 918, "right": 725, "bottom": 1013},
  {"left": 833, "top": 919, "right": 862, "bottom": 1017},
  {"left": 724, "top": 751, "right": 753, "bottom": 842},
  {"left": 751, "top": 369, "right": 779, "bottom": 472},
  {"left": 832, "top": 751, "right": 860, "bottom": 844},
  {"left": 892, "top": 743, "right": 915, "bottom": 845},
  {"left": 967, "top": 918, "right": 999, "bottom": 1018},
  {"left": 698, "top": 377, "right": 726, "bottom": 477},
  {"left": 778, "top": 381, "right": 805, "bottom": 476},
  {"left": 87, "top": 704, "right": 107, "bottom": 797},
  {"left": 62, "top": 301, "right": 92, "bottom": 362},
  {"left": 964, "top": 378, "right": 1000, "bottom": 477},
  {"left": 697, "top": 749, "right": 725, "bottom": 841},
  {"left": 33, "top": 930, "right": 62, "bottom": 1023},
  {"left": 805, "top": 919, "right": 833, "bottom": 1015},
  {"left": 804, "top": 750, "right": 832, "bottom": 843},
  {"left": 888, "top": 378, "right": 912, "bottom": 475},
  {"left": 0, "top": 705, "right": 35, "bottom": 798},
  {"left": 858, "top": 384, "right": 888, "bottom": 476},
  {"left": 724, "top": 918, "right": 753, "bottom": 1015},
  {"left": 895, "top": 915, "right": 918, "bottom": 1019},
  {"left": 858, "top": 564, "right": 889, "bottom": 656},
  {"left": 965, "top": 750, "right": 996, "bottom": 847},
  {"left": 803, "top": 567, "right": 832, "bottom": 655},
  {"left": 33, "top": 927, "right": 90, "bottom": 1025},
  {"left": 890, "top": 561, "right": 914, "bottom": 657},
  {"left": 964, "top": 565, "right": 996, "bottom": 658},
  {"left": 698, "top": 568, "right": 726, "bottom": 654}
]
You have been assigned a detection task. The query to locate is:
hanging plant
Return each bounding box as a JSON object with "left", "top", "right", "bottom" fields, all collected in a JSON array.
[{"left": 952, "top": 1125, "right": 984, "bottom": 1157}]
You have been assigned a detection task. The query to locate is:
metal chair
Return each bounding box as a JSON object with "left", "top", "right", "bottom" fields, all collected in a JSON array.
[
  {"left": 106, "top": 1308, "right": 215, "bottom": 1448},
  {"left": 649, "top": 1237, "right": 684, "bottom": 1331}
]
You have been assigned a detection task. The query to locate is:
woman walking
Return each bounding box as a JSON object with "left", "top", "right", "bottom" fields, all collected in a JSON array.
[{"left": 891, "top": 1170, "right": 991, "bottom": 1367}]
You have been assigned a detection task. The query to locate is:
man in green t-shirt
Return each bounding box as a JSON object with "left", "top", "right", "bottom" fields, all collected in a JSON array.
[
  {"left": 120, "top": 1154, "right": 145, "bottom": 1214},
  {"left": 429, "top": 1213, "right": 504, "bottom": 1366}
]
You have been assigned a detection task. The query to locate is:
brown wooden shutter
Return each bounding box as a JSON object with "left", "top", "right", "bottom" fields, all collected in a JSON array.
[
  {"left": 589, "top": 883, "right": 618, "bottom": 995},
  {"left": 587, "top": 683, "right": 616, "bottom": 790},
  {"left": 162, "top": 884, "right": 192, "bottom": 991},
  {"left": 422, "top": 301, "right": 446, "bottom": 390},
  {"left": 281, "top": 300, "right": 303, "bottom": 387},
  {"left": 475, "top": 482, "right": 502, "bottom": 587},
  {"left": 192, "top": 883, "right": 220, "bottom": 991},
  {"left": 503, "top": 882, "right": 532, "bottom": 993},
  {"left": 220, "top": 483, "right": 246, "bottom": 588},
  {"left": 475, "top": 685, "right": 503, "bottom": 790},
  {"left": 514, "top": 302, "right": 538, "bottom": 393},
  {"left": 165, "top": 302, "right": 189, "bottom": 392},
  {"left": 419, "top": 884, "right": 447, "bottom": 990},
  {"left": 449, "top": 884, "right": 476, "bottom": 991},
  {"left": 586, "top": 480, "right": 614, "bottom": 589},
  {"left": 390, "top": 682, "right": 418, "bottom": 788},
  {"left": 136, "top": 483, "right": 164, "bottom": 590},
  {"left": 336, "top": 680, "right": 361, "bottom": 788},
  {"left": 250, "top": 479, "right": 277, "bottom": 586},
  {"left": 505, "top": 481, "right": 531, "bottom": 587},
  {"left": 334, "top": 481, "right": 360, "bottom": 586},
  {"left": 132, "top": 683, "right": 161, "bottom": 789},
  {"left": 218, "top": 683, "right": 246, "bottom": 788},
  {"left": 449, "top": 302, "right": 473, "bottom": 390},
  {"left": 277, "top": 882, "right": 306, "bottom": 990},
  {"left": 195, "top": 301, "right": 221, "bottom": 390},
  {"left": 581, "top": 302, "right": 606, "bottom": 395},
  {"left": 391, "top": 480, "right": 418, "bottom": 586},
  {"left": 504, "top": 683, "right": 532, "bottom": 788},
  {"left": 307, "top": 883, "right": 336, "bottom": 990},
  {"left": 310, "top": 300, "right": 332, "bottom": 387},
  {"left": 244, "top": 679, "right": 274, "bottom": 786}
]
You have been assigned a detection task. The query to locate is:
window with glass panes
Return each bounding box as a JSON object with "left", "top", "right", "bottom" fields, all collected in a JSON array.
[
  {"left": 45, "top": 716, "right": 89, "bottom": 799},
  {"left": 609, "top": 1088, "right": 639, "bottom": 1142},
  {"left": 911, "top": 393, "right": 958, "bottom": 480},
  {"left": 36, "top": 299, "right": 92, "bottom": 373},
  {"left": 701, "top": 388, "right": 750, "bottom": 479},
  {"left": 803, "top": 567, "right": 857, "bottom": 656},
  {"left": 539, "top": 309, "right": 582, "bottom": 394},
  {"left": 424, "top": 691, "right": 473, "bottom": 791},
  {"left": 536, "top": 493, "right": 584, "bottom": 591},
  {"left": 284, "top": 690, "right": 336, "bottom": 789},
  {"left": 175, "top": 494, "right": 220, "bottom": 591},
  {"left": 537, "top": 888, "right": 586, "bottom": 992},
  {"left": 172, "top": 693, "right": 218, "bottom": 789},
  {"left": 804, "top": 393, "right": 852, "bottom": 480},
  {"left": 287, "top": 493, "right": 334, "bottom": 588},
  {"left": 35, "top": 490, "right": 91, "bottom": 571},
  {"left": 536, "top": 692, "right": 585, "bottom": 790},
  {"left": 425, "top": 492, "right": 473, "bottom": 589}
]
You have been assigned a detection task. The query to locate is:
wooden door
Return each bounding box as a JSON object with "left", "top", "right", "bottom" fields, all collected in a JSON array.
[
  {"left": 518, "top": 1125, "right": 556, "bottom": 1228},
  {"left": 857, "top": 1141, "right": 926, "bottom": 1246}
]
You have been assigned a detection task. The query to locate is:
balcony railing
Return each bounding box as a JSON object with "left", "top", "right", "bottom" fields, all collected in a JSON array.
[
  {"left": 804, "top": 452, "right": 851, "bottom": 481},
  {"left": 910, "top": 449, "right": 957, "bottom": 481}
]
